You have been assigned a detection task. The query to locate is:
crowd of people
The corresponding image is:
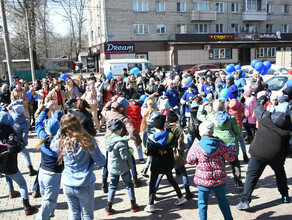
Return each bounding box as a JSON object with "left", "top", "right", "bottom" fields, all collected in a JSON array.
[{"left": 0, "top": 65, "right": 291, "bottom": 219}]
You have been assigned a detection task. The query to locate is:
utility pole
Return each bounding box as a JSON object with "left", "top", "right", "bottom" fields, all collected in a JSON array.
[
  {"left": 0, "top": 0, "right": 13, "bottom": 85},
  {"left": 24, "top": 0, "right": 36, "bottom": 82}
]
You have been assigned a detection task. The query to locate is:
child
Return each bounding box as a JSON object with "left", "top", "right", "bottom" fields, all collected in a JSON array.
[
  {"left": 267, "top": 93, "right": 278, "bottom": 113},
  {"left": 104, "top": 119, "right": 139, "bottom": 215},
  {"left": 187, "top": 121, "right": 236, "bottom": 220},
  {"left": 144, "top": 115, "right": 187, "bottom": 212}
]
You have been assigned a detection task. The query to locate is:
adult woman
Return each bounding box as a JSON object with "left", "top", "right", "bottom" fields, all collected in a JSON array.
[
  {"left": 53, "top": 114, "right": 105, "bottom": 219},
  {"left": 103, "top": 77, "right": 119, "bottom": 105},
  {"left": 11, "top": 81, "right": 29, "bottom": 117},
  {"left": 30, "top": 81, "right": 50, "bottom": 119},
  {"left": 82, "top": 80, "right": 100, "bottom": 131},
  {"left": 67, "top": 77, "right": 82, "bottom": 99}
]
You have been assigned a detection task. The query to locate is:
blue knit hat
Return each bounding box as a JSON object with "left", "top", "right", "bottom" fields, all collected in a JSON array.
[
  {"left": 117, "top": 97, "right": 129, "bottom": 110},
  {"left": 45, "top": 118, "right": 60, "bottom": 135}
]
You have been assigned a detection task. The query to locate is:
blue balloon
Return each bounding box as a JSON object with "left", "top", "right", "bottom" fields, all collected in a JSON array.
[
  {"left": 226, "top": 64, "right": 235, "bottom": 73},
  {"left": 106, "top": 71, "right": 113, "bottom": 80},
  {"left": 251, "top": 59, "right": 259, "bottom": 68},
  {"left": 130, "top": 67, "right": 140, "bottom": 76},
  {"left": 140, "top": 94, "right": 147, "bottom": 102},
  {"left": 242, "top": 72, "right": 246, "bottom": 78},
  {"left": 186, "top": 77, "right": 192, "bottom": 85},
  {"left": 0, "top": 105, "right": 2, "bottom": 110},
  {"left": 60, "top": 74, "right": 67, "bottom": 81},
  {"left": 261, "top": 69, "right": 268, "bottom": 76},
  {"left": 34, "top": 96, "right": 38, "bottom": 101},
  {"left": 255, "top": 62, "right": 264, "bottom": 72},
  {"left": 218, "top": 88, "right": 230, "bottom": 100},
  {"left": 286, "top": 79, "right": 292, "bottom": 87},
  {"left": 263, "top": 61, "right": 271, "bottom": 70},
  {"left": 202, "top": 97, "right": 210, "bottom": 103},
  {"left": 235, "top": 65, "right": 241, "bottom": 70},
  {"left": 27, "top": 91, "right": 32, "bottom": 99}
]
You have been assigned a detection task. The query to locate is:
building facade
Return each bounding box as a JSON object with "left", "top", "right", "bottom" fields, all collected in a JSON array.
[{"left": 87, "top": 0, "right": 292, "bottom": 72}]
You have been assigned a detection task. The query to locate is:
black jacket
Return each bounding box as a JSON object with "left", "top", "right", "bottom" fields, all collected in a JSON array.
[
  {"left": 0, "top": 124, "right": 23, "bottom": 174},
  {"left": 250, "top": 96, "right": 291, "bottom": 164},
  {"left": 188, "top": 104, "right": 201, "bottom": 137}
]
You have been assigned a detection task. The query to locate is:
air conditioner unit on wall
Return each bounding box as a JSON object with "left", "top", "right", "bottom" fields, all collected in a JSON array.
[{"left": 204, "top": 45, "right": 211, "bottom": 50}]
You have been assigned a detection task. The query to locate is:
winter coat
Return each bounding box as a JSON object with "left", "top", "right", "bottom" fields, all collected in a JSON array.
[
  {"left": 166, "top": 89, "right": 180, "bottom": 107},
  {"left": 251, "top": 78, "right": 264, "bottom": 94},
  {"left": 30, "top": 89, "right": 46, "bottom": 107},
  {"left": 10, "top": 111, "right": 29, "bottom": 146},
  {"left": 125, "top": 99, "right": 142, "bottom": 133},
  {"left": 102, "top": 101, "right": 142, "bottom": 146},
  {"left": 147, "top": 131, "right": 175, "bottom": 173},
  {"left": 226, "top": 99, "right": 245, "bottom": 130},
  {"left": 169, "top": 124, "right": 187, "bottom": 166},
  {"left": 235, "top": 76, "right": 246, "bottom": 96},
  {"left": 187, "top": 137, "right": 236, "bottom": 188},
  {"left": 146, "top": 111, "right": 162, "bottom": 135},
  {"left": 0, "top": 90, "right": 11, "bottom": 105},
  {"left": 249, "top": 96, "right": 291, "bottom": 165},
  {"left": 0, "top": 112, "right": 23, "bottom": 174},
  {"left": 65, "top": 98, "right": 96, "bottom": 136},
  {"left": 45, "top": 88, "right": 72, "bottom": 111},
  {"left": 197, "top": 106, "right": 241, "bottom": 153},
  {"left": 182, "top": 92, "right": 196, "bottom": 113},
  {"left": 145, "top": 84, "right": 158, "bottom": 95},
  {"left": 244, "top": 96, "right": 256, "bottom": 124},
  {"left": 11, "top": 88, "right": 28, "bottom": 108},
  {"left": 188, "top": 101, "right": 201, "bottom": 137},
  {"left": 104, "top": 134, "right": 133, "bottom": 176}
]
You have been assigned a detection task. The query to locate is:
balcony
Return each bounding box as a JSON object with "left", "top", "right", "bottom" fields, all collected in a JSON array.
[
  {"left": 191, "top": 10, "right": 216, "bottom": 21},
  {"left": 242, "top": 11, "right": 267, "bottom": 21}
]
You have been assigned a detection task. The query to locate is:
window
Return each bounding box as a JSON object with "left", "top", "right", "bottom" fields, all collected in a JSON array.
[
  {"left": 177, "top": 24, "right": 187, "bottom": 33},
  {"left": 209, "top": 48, "right": 232, "bottom": 59},
  {"left": 133, "top": 24, "right": 149, "bottom": 34},
  {"left": 156, "top": 1, "right": 165, "bottom": 12},
  {"left": 267, "top": 4, "right": 274, "bottom": 13},
  {"left": 128, "top": 63, "right": 142, "bottom": 71},
  {"left": 91, "top": 31, "right": 94, "bottom": 41},
  {"left": 216, "top": 3, "right": 224, "bottom": 13},
  {"left": 231, "top": 3, "right": 239, "bottom": 12},
  {"left": 231, "top": 24, "right": 240, "bottom": 33},
  {"left": 136, "top": 53, "right": 148, "bottom": 59},
  {"left": 282, "top": 5, "right": 288, "bottom": 14},
  {"left": 97, "top": 27, "right": 100, "bottom": 37},
  {"left": 194, "top": 2, "right": 209, "bottom": 11},
  {"left": 157, "top": 24, "right": 166, "bottom": 34},
  {"left": 177, "top": 2, "right": 186, "bottom": 12},
  {"left": 258, "top": 47, "right": 276, "bottom": 58},
  {"left": 266, "top": 24, "right": 273, "bottom": 33},
  {"left": 216, "top": 24, "right": 224, "bottom": 33},
  {"left": 282, "top": 24, "right": 289, "bottom": 33},
  {"left": 194, "top": 24, "right": 208, "bottom": 33},
  {"left": 246, "top": 23, "right": 259, "bottom": 33},
  {"left": 133, "top": 1, "right": 148, "bottom": 12},
  {"left": 245, "top": 0, "right": 257, "bottom": 11}
]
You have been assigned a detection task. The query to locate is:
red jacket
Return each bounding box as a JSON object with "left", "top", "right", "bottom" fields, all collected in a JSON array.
[
  {"left": 125, "top": 100, "right": 142, "bottom": 133},
  {"left": 226, "top": 99, "right": 245, "bottom": 130}
]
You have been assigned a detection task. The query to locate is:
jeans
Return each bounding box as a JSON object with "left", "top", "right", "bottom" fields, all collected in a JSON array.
[
  {"left": 142, "top": 131, "right": 148, "bottom": 149},
  {"left": 135, "top": 143, "right": 144, "bottom": 160},
  {"left": 19, "top": 147, "right": 32, "bottom": 166},
  {"left": 241, "top": 157, "right": 289, "bottom": 203},
  {"left": 197, "top": 184, "right": 233, "bottom": 220},
  {"left": 238, "top": 133, "right": 246, "bottom": 153},
  {"left": 243, "top": 122, "right": 256, "bottom": 138},
  {"left": 180, "top": 104, "right": 186, "bottom": 127},
  {"left": 6, "top": 171, "right": 29, "bottom": 199},
  {"left": 36, "top": 171, "right": 61, "bottom": 220},
  {"left": 5, "top": 175, "right": 14, "bottom": 190},
  {"left": 149, "top": 170, "right": 182, "bottom": 205},
  {"left": 186, "top": 133, "right": 201, "bottom": 155},
  {"left": 108, "top": 171, "right": 135, "bottom": 202},
  {"left": 63, "top": 184, "right": 94, "bottom": 220},
  {"left": 32, "top": 170, "right": 40, "bottom": 193},
  {"left": 155, "top": 166, "right": 189, "bottom": 190}
]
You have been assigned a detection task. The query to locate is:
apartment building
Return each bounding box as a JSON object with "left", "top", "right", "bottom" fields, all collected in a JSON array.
[{"left": 87, "top": 0, "right": 292, "bottom": 72}]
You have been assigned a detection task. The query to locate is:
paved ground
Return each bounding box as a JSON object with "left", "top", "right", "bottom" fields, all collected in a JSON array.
[{"left": 0, "top": 129, "right": 292, "bottom": 220}]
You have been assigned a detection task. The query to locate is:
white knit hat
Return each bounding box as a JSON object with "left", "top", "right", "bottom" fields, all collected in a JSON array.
[
  {"left": 199, "top": 121, "right": 214, "bottom": 137},
  {"left": 213, "top": 98, "right": 226, "bottom": 112}
]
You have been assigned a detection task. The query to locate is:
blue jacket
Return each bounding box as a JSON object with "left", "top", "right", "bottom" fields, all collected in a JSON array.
[
  {"left": 235, "top": 74, "right": 246, "bottom": 96},
  {"left": 182, "top": 92, "right": 196, "bottom": 113},
  {"left": 201, "top": 83, "right": 214, "bottom": 95},
  {"left": 104, "top": 134, "right": 133, "bottom": 176},
  {"left": 10, "top": 111, "right": 29, "bottom": 146},
  {"left": 50, "top": 130, "right": 106, "bottom": 187},
  {"left": 166, "top": 89, "right": 179, "bottom": 107},
  {"left": 35, "top": 108, "right": 64, "bottom": 173}
]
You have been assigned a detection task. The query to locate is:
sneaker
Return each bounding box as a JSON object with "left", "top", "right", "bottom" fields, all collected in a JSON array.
[
  {"left": 175, "top": 197, "right": 187, "bottom": 206},
  {"left": 237, "top": 201, "right": 250, "bottom": 210},
  {"left": 282, "top": 196, "right": 290, "bottom": 203},
  {"left": 144, "top": 204, "right": 155, "bottom": 212}
]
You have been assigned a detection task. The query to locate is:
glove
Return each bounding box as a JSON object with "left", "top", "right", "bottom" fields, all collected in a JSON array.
[{"left": 128, "top": 147, "right": 134, "bottom": 155}]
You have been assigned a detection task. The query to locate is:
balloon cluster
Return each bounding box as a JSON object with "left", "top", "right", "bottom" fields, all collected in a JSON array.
[
  {"left": 129, "top": 67, "right": 140, "bottom": 76},
  {"left": 60, "top": 74, "right": 68, "bottom": 81},
  {"left": 225, "top": 64, "right": 245, "bottom": 78},
  {"left": 250, "top": 60, "right": 271, "bottom": 76}
]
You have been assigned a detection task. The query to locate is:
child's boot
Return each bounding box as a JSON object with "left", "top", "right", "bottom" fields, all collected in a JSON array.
[
  {"left": 133, "top": 175, "right": 141, "bottom": 188},
  {"left": 101, "top": 178, "right": 108, "bottom": 193},
  {"left": 9, "top": 190, "right": 20, "bottom": 199},
  {"left": 105, "top": 201, "right": 112, "bottom": 215},
  {"left": 23, "top": 199, "right": 37, "bottom": 215},
  {"left": 130, "top": 199, "right": 139, "bottom": 212}
]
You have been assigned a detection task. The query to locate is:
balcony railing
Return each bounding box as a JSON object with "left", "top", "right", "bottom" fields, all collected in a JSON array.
[{"left": 191, "top": 10, "right": 216, "bottom": 21}]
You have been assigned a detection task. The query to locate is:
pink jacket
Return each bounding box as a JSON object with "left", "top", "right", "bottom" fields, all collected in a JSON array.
[
  {"left": 226, "top": 99, "right": 245, "bottom": 129},
  {"left": 82, "top": 85, "right": 98, "bottom": 105},
  {"left": 244, "top": 96, "right": 256, "bottom": 124},
  {"left": 187, "top": 137, "right": 236, "bottom": 188}
]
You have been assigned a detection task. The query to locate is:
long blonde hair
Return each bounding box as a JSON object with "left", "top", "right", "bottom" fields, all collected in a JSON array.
[
  {"left": 57, "top": 114, "right": 95, "bottom": 164},
  {"left": 140, "top": 98, "right": 156, "bottom": 132}
]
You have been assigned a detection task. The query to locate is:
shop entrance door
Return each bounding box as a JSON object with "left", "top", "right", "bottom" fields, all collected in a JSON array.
[{"left": 239, "top": 48, "right": 251, "bottom": 65}]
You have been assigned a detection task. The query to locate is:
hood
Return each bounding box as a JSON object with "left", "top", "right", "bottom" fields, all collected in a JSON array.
[
  {"left": 0, "top": 112, "right": 14, "bottom": 126},
  {"left": 271, "top": 112, "right": 291, "bottom": 129},
  {"left": 283, "top": 87, "right": 292, "bottom": 100},
  {"left": 10, "top": 111, "right": 27, "bottom": 126},
  {"left": 199, "top": 136, "right": 221, "bottom": 154},
  {"left": 213, "top": 111, "right": 231, "bottom": 125},
  {"left": 229, "top": 98, "right": 241, "bottom": 110},
  {"left": 246, "top": 95, "right": 256, "bottom": 105},
  {"left": 104, "top": 134, "right": 127, "bottom": 152},
  {"left": 275, "top": 102, "right": 291, "bottom": 116},
  {"left": 151, "top": 131, "right": 174, "bottom": 146}
]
